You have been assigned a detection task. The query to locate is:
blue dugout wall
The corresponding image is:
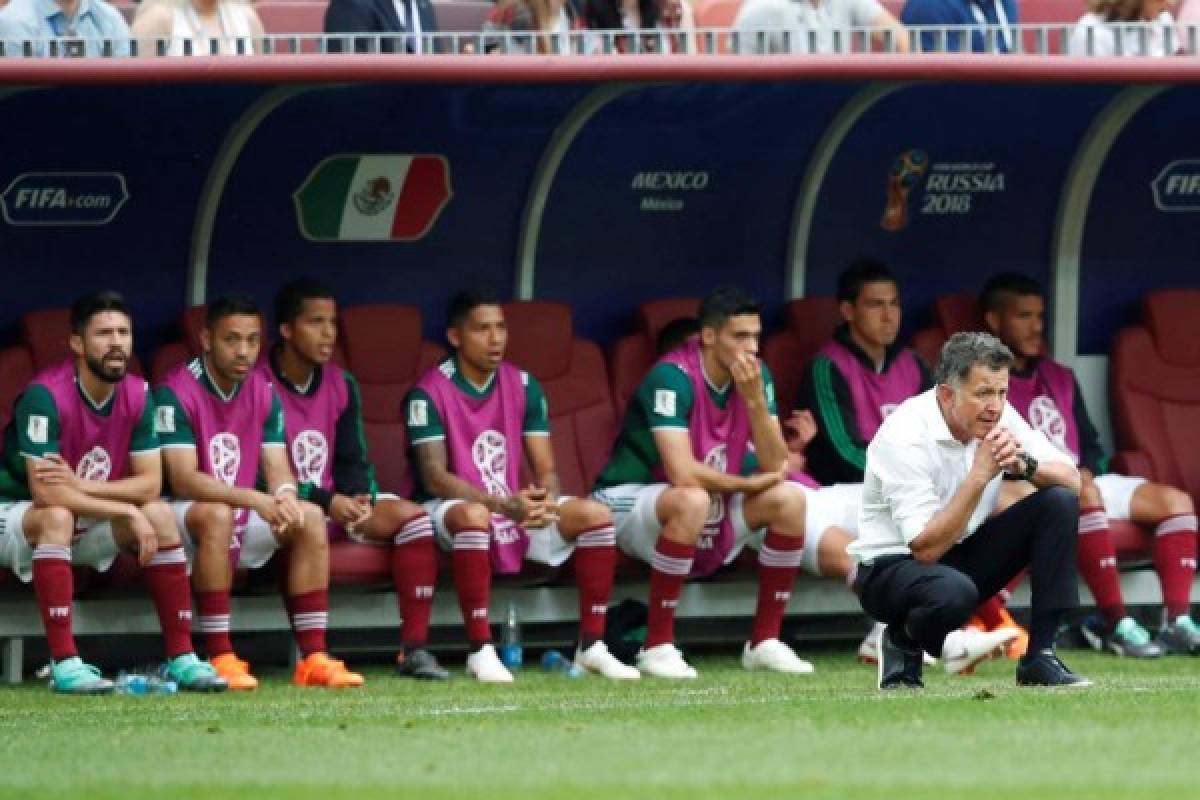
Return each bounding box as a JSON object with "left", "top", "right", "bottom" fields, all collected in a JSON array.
[{"left": 1, "top": 57, "right": 1198, "bottom": 362}]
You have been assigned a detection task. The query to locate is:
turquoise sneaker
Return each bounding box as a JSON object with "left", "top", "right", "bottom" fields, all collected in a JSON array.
[
  {"left": 163, "top": 653, "right": 228, "bottom": 692},
  {"left": 1081, "top": 615, "right": 1163, "bottom": 658},
  {"left": 51, "top": 657, "right": 114, "bottom": 694},
  {"left": 1155, "top": 615, "right": 1200, "bottom": 655}
]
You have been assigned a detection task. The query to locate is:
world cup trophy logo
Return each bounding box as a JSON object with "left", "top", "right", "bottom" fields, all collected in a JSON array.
[
  {"left": 1029, "top": 395, "right": 1069, "bottom": 454},
  {"left": 209, "top": 433, "right": 242, "bottom": 487},
  {"left": 881, "top": 149, "right": 928, "bottom": 232},
  {"left": 75, "top": 446, "right": 112, "bottom": 482},
  {"left": 472, "top": 430, "right": 510, "bottom": 498},
  {"left": 291, "top": 429, "right": 329, "bottom": 486}
]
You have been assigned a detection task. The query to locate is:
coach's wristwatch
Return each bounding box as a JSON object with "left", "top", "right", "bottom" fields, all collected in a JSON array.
[{"left": 1017, "top": 452, "right": 1039, "bottom": 482}]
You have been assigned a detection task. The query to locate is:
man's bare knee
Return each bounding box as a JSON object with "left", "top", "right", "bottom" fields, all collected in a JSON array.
[
  {"left": 27, "top": 507, "right": 74, "bottom": 547},
  {"left": 563, "top": 498, "right": 611, "bottom": 534},
  {"left": 142, "top": 501, "right": 181, "bottom": 546},
  {"left": 447, "top": 502, "right": 491, "bottom": 532}
]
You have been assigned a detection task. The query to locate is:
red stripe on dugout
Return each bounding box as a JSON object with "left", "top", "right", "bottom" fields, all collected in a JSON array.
[{"left": 391, "top": 156, "right": 451, "bottom": 240}]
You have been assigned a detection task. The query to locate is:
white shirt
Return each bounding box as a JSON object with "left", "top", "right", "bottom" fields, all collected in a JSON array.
[
  {"left": 1068, "top": 11, "right": 1177, "bottom": 57},
  {"left": 391, "top": 0, "right": 422, "bottom": 51},
  {"left": 733, "top": 0, "right": 885, "bottom": 54},
  {"left": 849, "top": 388, "right": 1075, "bottom": 564}
]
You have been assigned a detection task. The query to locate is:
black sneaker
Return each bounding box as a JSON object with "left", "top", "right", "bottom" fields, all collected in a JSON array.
[
  {"left": 878, "top": 624, "right": 924, "bottom": 690},
  {"left": 1016, "top": 650, "right": 1094, "bottom": 688},
  {"left": 1080, "top": 615, "right": 1163, "bottom": 658},
  {"left": 1154, "top": 616, "right": 1200, "bottom": 655},
  {"left": 395, "top": 648, "right": 449, "bottom": 681}
]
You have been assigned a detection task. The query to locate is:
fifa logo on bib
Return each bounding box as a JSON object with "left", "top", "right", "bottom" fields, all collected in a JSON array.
[
  {"left": 703, "top": 444, "right": 727, "bottom": 527},
  {"left": 472, "top": 430, "right": 510, "bottom": 497},
  {"left": 291, "top": 429, "right": 329, "bottom": 485},
  {"left": 75, "top": 446, "right": 112, "bottom": 481},
  {"left": 209, "top": 433, "right": 242, "bottom": 486},
  {"left": 1028, "top": 395, "right": 1068, "bottom": 452}
]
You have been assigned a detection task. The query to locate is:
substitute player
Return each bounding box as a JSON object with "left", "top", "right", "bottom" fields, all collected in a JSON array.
[
  {"left": 593, "top": 286, "right": 813, "bottom": 679},
  {"left": 267, "top": 280, "right": 446, "bottom": 679},
  {"left": 156, "top": 293, "right": 364, "bottom": 690},
  {"left": 406, "top": 289, "right": 638, "bottom": 683},
  {"left": 0, "top": 291, "right": 225, "bottom": 693}
]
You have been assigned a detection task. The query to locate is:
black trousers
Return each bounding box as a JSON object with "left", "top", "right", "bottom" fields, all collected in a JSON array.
[{"left": 855, "top": 486, "right": 1080, "bottom": 657}]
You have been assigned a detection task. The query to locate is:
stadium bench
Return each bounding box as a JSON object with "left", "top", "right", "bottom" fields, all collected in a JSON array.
[
  {"left": 762, "top": 296, "right": 843, "bottom": 417},
  {"left": 608, "top": 297, "right": 700, "bottom": 418}
]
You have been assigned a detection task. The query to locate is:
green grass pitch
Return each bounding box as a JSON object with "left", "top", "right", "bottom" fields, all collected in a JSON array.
[{"left": 1, "top": 649, "right": 1198, "bottom": 800}]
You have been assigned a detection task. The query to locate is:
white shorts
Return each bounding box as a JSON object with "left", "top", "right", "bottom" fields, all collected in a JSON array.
[
  {"left": 340, "top": 492, "right": 401, "bottom": 545},
  {"left": 591, "top": 483, "right": 763, "bottom": 567},
  {"left": 1095, "top": 473, "right": 1148, "bottom": 521},
  {"left": 0, "top": 501, "right": 118, "bottom": 583},
  {"left": 795, "top": 482, "right": 862, "bottom": 576},
  {"left": 173, "top": 501, "right": 281, "bottom": 570},
  {"left": 425, "top": 496, "right": 575, "bottom": 568}
]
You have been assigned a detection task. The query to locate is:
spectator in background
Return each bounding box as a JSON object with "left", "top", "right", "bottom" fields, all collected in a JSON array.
[
  {"left": 1068, "top": 0, "right": 1177, "bottom": 55},
  {"left": 482, "top": 0, "right": 587, "bottom": 53},
  {"left": 583, "top": 0, "right": 696, "bottom": 52},
  {"left": 325, "top": 0, "right": 439, "bottom": 53},
  {"left": 0, "top": 0, "right": 130, "bottom": 56},
  {"left": 131, "top": 0, "right": 262, "bottom": 55},
  {"left": 900, "top": 0, "right": 1018, "bottom": 52},
  {"left": 1179, "top": 0, "right": 1199, "bottom": 49},
  {"left": 733, "top": 0, "right": 908, "bottom": 53}
]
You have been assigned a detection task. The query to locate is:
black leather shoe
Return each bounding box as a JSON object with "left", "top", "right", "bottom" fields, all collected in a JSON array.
[
  {"left": 878, "top": 625, "right": 924, "bottom": 690},
  {"left": 396, "top": 648, "right": 450, "bottom": 681},
  {"left": 1016, "top": 649, "right": 1093, "bottom": 688}
]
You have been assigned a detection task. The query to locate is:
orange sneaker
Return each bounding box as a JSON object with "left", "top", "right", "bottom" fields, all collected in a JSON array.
[
  {"left": 294, "top": 652, "right": 365, "bottom": 688},
  {"left": 996, "top": 608, "right": 1029, "bottom": 660},
  {"left": 211, "top": 652, "right": 259, "bottom": 691}
]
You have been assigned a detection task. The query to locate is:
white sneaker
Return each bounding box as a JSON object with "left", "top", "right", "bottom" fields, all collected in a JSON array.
[
  {"left": 859, "top": 621, "right": 937, "bottom": 666},
  {"left": 941, "top": 627, "right": 1020, "bottom": 675},
  {"left": 466, "top": 644, "right": 515, "bottom": 684},
  {"left": 636, "top": 643, "right": 698, "bottom": 679},
  {"left": 575, "top": 641, "right": 640, "bottom": 680},
  {"left": 742, "top": 639, "right": 815, "bottom": 674}
]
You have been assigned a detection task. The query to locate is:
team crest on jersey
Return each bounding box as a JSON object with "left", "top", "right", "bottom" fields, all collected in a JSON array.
[
  {"left": 75, "top": 446, "right": 112, "bottom": 482},
  {"left": 408, "top": 398, "right": 428, "bottom": 427},
  {"left": 291, "top": 429, "right": 329, "bottom": 485},
  {"left": 155, "top": 405, "right": 176, "bottom": 434},
  {"left": 208, "top": 432, "right": 242, "bottom": 486},
  {"left": 27, "top": 414, "right": 48, "bottom": 444},
  {"left": 653, "top": 389, "right": 677, "bottom": 418},
  {"left": 703, "top": 444, "right": 728, "bottom": 527},
  {"left": 1029, "top": 395, "right": 1068, "bottom": 452},
  {"left": 472, "top": 429, "right": 510, "bottom": 497}
]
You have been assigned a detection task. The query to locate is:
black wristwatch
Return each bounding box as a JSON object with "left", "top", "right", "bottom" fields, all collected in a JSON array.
[{"left": 1018, "top": 452, "right": 1038, "bottom": 481}]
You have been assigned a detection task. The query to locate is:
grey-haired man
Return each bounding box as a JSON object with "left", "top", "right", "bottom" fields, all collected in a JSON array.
[{"left": 850, "top": 332, "right": 1091, "bottom": 690}]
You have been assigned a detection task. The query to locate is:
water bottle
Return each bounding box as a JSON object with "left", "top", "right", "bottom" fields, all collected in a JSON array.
[
  {"left": 540, "top": 649, "right": 582, "bottom": 678},
  {"left": 116, "top": 671, "right": 177, "bottom": 695},
  {"left": 498, "top": 602, "right": 523, "bottom": 669}
]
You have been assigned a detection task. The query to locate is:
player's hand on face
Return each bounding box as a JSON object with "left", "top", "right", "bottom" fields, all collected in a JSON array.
[
  {"left": 33, "top": 454, "right": 80, "bottom": 489},
  {"left": 125, "top": 507, "right": 158, "bottom": 567},
  {"left": 731, "top": 352, "right": 764, "bottom": 402}
]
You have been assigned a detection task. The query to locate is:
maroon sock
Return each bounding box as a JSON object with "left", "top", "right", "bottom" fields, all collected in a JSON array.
[
  {"left": 32, "top": 545, "right": 77, "bottom": 661},
  {"left": 287, "top": 589, "right": 329, "bottom": 657},
  {"left": 750, "top": 532, "right": 804, "bottom": 646},
  {"left": 452, "top": 528, "right": 492, "bottom": 646},
  {"left": 573, "top": 524, "right": 617, "bottom": 646},
  {"left": 392, "top": 514, "right": 436, "bottom": 650},
  {"left": 974, "top": 595, "right": 1006, "bottom": 629},
  {"left": 646, "top": 537, "right": 694, "bottom": 649},
  {"left": 1154, "top": 514, "right": 1198, "bottom": 619},
  {"left": 196, "top": 590, "right": 234, "bottom": 657},
  {"left": 1077, "top": 508, "right": 1125, "bottom": 626},
  {"left": 143, "top": 545, "right": 194, "bottom": 659}
]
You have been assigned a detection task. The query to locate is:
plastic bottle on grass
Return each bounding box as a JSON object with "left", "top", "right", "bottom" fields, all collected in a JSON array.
[
  {"left": 540, "top": 649, "right": 582, "bottom": 678},
  {"left": 498, "top": 602, "right": 523, "bottom": 669},
  {"left": 115, "top": 671, "right": 177, "bottom": 695}
]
